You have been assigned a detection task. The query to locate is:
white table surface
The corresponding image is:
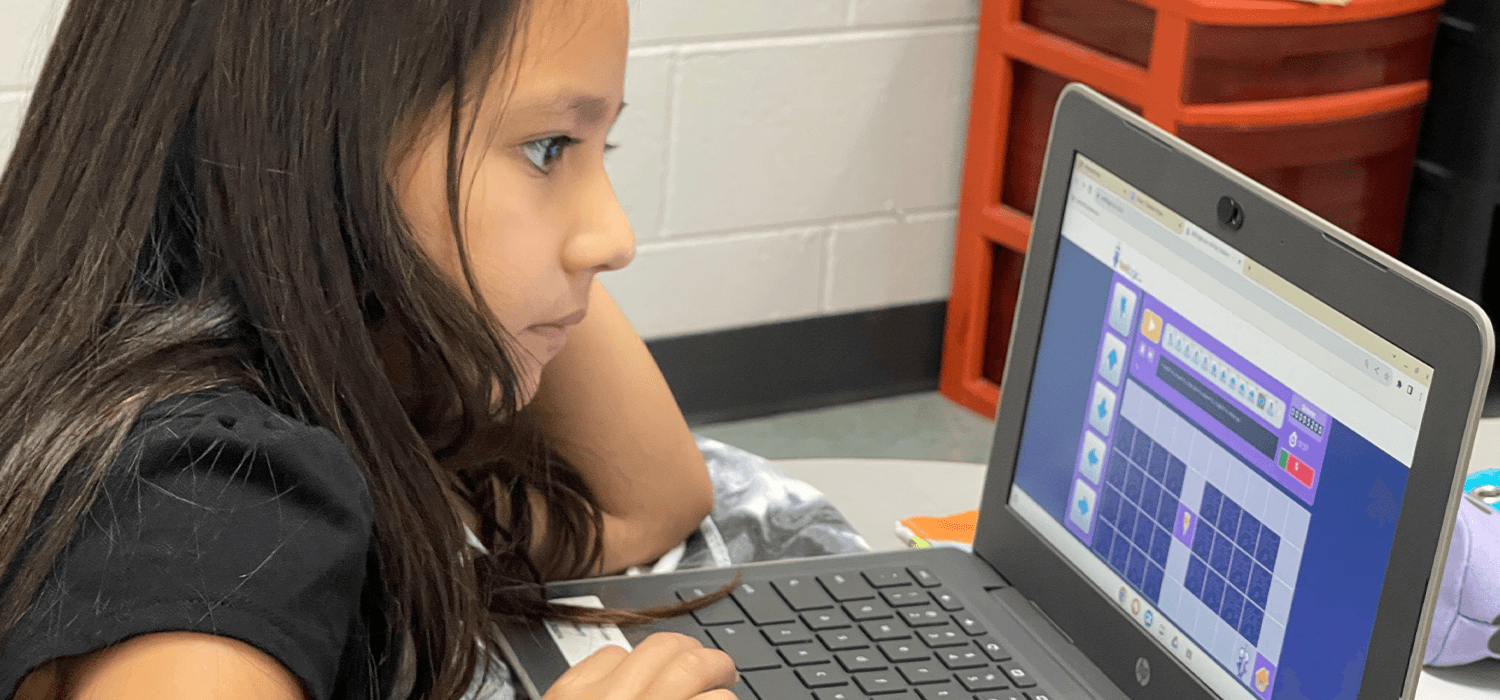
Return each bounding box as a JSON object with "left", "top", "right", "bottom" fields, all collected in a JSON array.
[{"left": 773, "top": 415, "right": 1500, "bottom": 699}]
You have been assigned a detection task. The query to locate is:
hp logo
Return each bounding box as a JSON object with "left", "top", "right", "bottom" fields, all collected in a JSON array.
[{"left": 1135, "top": 657, "right": 1151, "bottom": 687}]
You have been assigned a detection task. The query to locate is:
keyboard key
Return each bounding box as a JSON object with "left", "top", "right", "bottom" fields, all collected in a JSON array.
[
  {"left": 776, "top": 577, "right": 836, "bottom": 611},
  {"left": 901, "top": 606, "right": 947, "bottom": 627},
  {"left": 852, "top": 669, "right": 905, "bottom": 695},
  {"left": 677, "top": 585, "right": 744, "bottom": 625},
  {"left": 820, "top": 573, "right": 877, "bottom": 601},
  {"left": 952, "top": 613, "right": 987, "bottom": 636},
  {"left": 895, "top": 660, "right": 948, "bottom": 685},
  {"left": 762, "top": 623, "right": 813, "bottom": 646},
  {"left": 974, "top": 637, "right": 1013, "bottom": 661},
  {"left": 915, "top": 681, "right": 964, "bottom": 699},
  {"left": 974, "top": 693, "right": 1025, "bottom": 700},
  {"left": 882, "top": 589, "right": 930, "bottom": 607},
  {"left": 1025, "top": 692, "right": 1055, "bottom": 700},
  {"left": 864, "top": 568, "right": 916, "bottom": 588},
  {"left": 734, "top": 582, "right": 797, "bottom": 625},
  {"left": 929, "top": 588, "right": 964, "bottom": 611},
  {"left": 813, "top": 690, "right": 861, "bottom": 700},
  {"left": 835, "top": 650, "right": 888, "bottom": 673},
  {"left": 907, "top": 566, "right": 942, "bottom": 587},
  {"left": 743, "top": 668, "right": 814, "bottom": 700},
  {"left": 728, "top": 679, "right": 758, "bottom": 700},
  {"left": 651, "top": 616, "right": 715, "bottom": 647},
  {"left": 937, "top": 647, "right": 986, "bottom": 669},
  {"left": 919, "top": 624, "right": 968, "bottom": 648},
  {"left": 862, "top": 620, "right": 912, "bottom": 641},
  {"left": 780, "top": 643, "right": 832, "bottom": 666},
  {"left": 802, "top": 609, "right": 853, "bottom": 631},
  {"left": 879, "top": 640, "right": 931, "bottom": 662},
  {"left": 819, "top": 630, "right": 869, "bottom": 651},
  {"left": 998, "top": 662, "right": 1038, "bottom": 688},
  {"left": 707, "top": 624, "right": 782, "bottom": 671},
  {"left": 845, "top": 600, "right": 895, "bottom": 621},
  {"left": 957, "top": 668, "right": 1010, "bottom": 692},
  {"left": 797, "top": 665, "right": 852, "bottom": 688}
]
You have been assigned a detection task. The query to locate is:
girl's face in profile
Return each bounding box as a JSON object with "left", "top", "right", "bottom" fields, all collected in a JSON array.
[{"left": 395, "top": 0, "right": 635, "bottom": 401}]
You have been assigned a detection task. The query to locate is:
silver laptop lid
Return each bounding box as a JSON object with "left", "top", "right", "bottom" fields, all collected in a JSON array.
[{"left": 977, "top": 85, "right": 1492, "bottom": 700}]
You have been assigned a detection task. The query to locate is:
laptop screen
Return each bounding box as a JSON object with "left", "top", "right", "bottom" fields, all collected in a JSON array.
[{"left": 1008, "top": 154, "right": 1434, "bottom": 700}]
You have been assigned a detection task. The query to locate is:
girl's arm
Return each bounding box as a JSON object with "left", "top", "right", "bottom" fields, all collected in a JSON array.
[
  {"left": 15, "top": 633, "right": 305, "bottom": 700},
  {"left": 529, "top": 280, "right": 714, "bottom": 575},
  {"left": 19, "top": 631, "right": 736, "bottom": 700}
]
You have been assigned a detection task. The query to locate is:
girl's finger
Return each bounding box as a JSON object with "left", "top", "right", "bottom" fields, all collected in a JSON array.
[
  {"left": 638, "top": 646, "right": 739, "bottom": 699},
  {"left": 546, "top": 643, "right": 629, "bottom": 695},
  {"left": 582, "top": 632, "right": 705, "bottom": 699}
]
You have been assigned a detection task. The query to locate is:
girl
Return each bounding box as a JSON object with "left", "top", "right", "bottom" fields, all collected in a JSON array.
[{"left": 0, "top": 0, "right": 738, "bottom": 697}]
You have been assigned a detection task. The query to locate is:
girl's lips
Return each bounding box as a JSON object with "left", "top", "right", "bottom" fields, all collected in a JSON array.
[
  {"left": 525, "top": 308, "right": 585, "bottom": 357},
  {"left": 538, "top": 308, "right": 587, "bottom": 329},
  {"left": 526, "top": 321, "right": 575, "bottom": 358}
]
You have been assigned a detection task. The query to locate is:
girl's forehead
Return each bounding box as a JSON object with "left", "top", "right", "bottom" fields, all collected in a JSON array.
[
  {"left": 489, "top": 0, "right": 628, "bottom": 109},
  {"left": 521, "top": 0, "right": 629, "bottom": 64}
]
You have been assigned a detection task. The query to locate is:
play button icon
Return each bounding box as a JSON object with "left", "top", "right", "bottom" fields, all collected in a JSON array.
[{"left": 1141, "top": 310, "right": 1163, "bottom": 344}]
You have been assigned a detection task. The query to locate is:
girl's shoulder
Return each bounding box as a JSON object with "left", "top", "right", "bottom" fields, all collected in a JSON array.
[
  {"left": 0, "top": 387, "right": 381, "bottom": 700},
  {"left": 122, "top": 387, "right": 375, "bottom": 516}
]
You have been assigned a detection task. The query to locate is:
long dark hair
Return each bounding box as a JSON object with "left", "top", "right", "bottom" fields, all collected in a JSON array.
[{"left": 0, "top": 1, "right": 700, "bottom": 698}]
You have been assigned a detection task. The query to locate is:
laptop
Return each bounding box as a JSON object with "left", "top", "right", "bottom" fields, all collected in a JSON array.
[{"left": 496, "top": 84, "right": 1495, "bottom": 700}]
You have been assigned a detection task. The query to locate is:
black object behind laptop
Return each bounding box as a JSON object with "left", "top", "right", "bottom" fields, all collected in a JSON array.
[{"left": 497, "top": 85, "right": 1494, "bottom": 700}]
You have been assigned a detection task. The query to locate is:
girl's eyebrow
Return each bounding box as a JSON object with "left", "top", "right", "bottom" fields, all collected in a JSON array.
[{"left": 514, "top": 93, "right": 627, "bottom": 128}]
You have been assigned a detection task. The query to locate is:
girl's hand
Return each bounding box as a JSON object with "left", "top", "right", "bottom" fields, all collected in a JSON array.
[{"left": 542, "top": 632, "right": 739, "bottom": 700}]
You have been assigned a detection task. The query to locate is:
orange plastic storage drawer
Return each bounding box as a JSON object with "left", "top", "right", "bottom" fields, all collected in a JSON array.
[
  {"left": 1183, "top": 10, "right": 1440, "bottom": 103},
  {"left": 1021, "top": 0, "right": 1156, "bottom": 68},
  {"left": 941, "top": 0, "right": 1442, "bottom": 420}
]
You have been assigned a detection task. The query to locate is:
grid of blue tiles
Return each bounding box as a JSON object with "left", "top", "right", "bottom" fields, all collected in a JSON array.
[
  {"left": 1090, "top": 416, "right": 1184, "bottom": 604},
  {"left": 1118, "top": 379, "right": 1310, "bottom": 668},
  {"left": 1182, "top": 482, "right": 1273, "bottom": 644}
]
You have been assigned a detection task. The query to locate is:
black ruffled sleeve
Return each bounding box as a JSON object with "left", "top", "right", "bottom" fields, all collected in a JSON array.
[{"left": 0, "top": 389, "right": 376, "bottom": 700}]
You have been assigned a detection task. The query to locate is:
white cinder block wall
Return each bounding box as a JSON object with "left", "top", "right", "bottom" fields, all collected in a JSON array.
[{"left": 0, "top": 0, "right": 978, "bottom": 340}]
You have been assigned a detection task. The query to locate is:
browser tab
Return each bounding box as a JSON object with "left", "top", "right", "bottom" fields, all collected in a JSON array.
[{"left": 1180, "top": 222, "right": 1245, "bottom": 274}]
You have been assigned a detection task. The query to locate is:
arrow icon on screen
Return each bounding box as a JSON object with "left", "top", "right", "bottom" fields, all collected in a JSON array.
[
  {"left": 1088, "top": 450, "right": 1100, "bottom": 467},
  {"left": 1107, "top": 349, "right": 1119, "bottom": 370},
  {"left": 1097, "top": 400, "right": 1108, "bottom": 419},
  {"left": 1077, "top": 499, "right": 1090, "bottom": 516}
]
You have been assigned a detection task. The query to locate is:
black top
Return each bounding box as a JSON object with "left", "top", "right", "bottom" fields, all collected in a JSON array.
[{"left": 0, "top": 389, "right": 390, "bottom": 700}]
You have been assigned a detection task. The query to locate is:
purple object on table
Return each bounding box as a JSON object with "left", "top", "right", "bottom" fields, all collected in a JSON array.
[{"left": 1425, "top": 493, "right": 1500, "bottom": 667}]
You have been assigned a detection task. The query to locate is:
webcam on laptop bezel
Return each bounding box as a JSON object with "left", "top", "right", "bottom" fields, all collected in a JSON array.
[{"left": 1218, "top": 195, "right": 1245, "bottom": 231}]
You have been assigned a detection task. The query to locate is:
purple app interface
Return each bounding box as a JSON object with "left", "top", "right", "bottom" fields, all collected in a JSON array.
[{"left": 1063, "top": 275, "right": 1324, "bottom": 700}]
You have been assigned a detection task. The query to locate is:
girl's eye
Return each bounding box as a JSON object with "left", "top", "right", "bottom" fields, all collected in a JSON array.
[{"left": 522, "top": 135, "right": 576, "bottom": 173}]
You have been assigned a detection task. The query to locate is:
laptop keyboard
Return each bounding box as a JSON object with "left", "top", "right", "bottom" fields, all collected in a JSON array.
[{"left": 671, "top": 565, "right": 1056, "bottom": 700}]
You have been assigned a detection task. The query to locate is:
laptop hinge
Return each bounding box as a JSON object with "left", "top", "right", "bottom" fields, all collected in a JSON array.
[
  {"left": 1029, "top": 598, "right": 1075, "bottom": 646},
  {"left": 989, "top": 588, "right": 1073, "bottom": 646}
]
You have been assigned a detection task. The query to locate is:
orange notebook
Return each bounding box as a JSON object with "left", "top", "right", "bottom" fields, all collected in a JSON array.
[{"left": 895, "top": 510, "right": 979, "bottom": 552}]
